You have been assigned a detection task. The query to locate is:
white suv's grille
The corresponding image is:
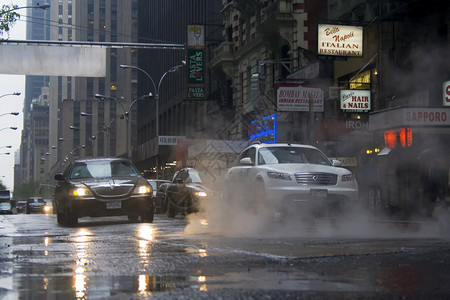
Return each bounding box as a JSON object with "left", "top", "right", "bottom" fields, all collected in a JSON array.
[{"left": 295, "top": 173, "right": 337, "bottom": 185}]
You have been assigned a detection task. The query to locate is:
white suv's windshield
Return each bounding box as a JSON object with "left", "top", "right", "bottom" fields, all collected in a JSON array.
[
  {"left": 258, "top": 147, "right": 331, "bottom": 166},
  {"left": 70, "top": 160, "right": 140, "bottom": 179}
]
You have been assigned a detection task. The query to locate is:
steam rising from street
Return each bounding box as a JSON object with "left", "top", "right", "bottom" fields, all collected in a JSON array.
[{"left": 184, "top": 185, "right": 450, "bottom": 240}]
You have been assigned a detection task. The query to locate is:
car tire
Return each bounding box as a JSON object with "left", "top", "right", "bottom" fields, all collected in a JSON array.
[
  {"left": 56, "top": 211, "right": 65, "bottom": 225},
  {"left": 141, "top": 210, "right": 154, "bottom": 223},
  {"left": 161, "top": 195, "right": 168, "bottom": 214},
  {"left": 251, "top": 179, "right": 266, "bottom": 214},
  {"left": 167, "top": 200, "right": 176, "bottom": 218},
  {"left": 128, "top": 212, "right": 139, "bottom": 223},
  {"left": 55, "top": 202, "right": 65, "bottom": 225},
  {"left": 64, "top": 206, "right": 78, "bottom": 227}
]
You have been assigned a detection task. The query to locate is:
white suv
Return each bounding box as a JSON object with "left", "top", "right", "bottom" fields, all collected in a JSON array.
[{"left": 224, "top": 143, "right": 358, "bottom": 217}]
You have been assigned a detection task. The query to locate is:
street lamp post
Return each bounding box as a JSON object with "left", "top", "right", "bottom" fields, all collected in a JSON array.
[
  {"left": 0, "top": 126, "right": 17, "bottom": 132},
  {"left": 119, "top": 61, "right": 186, "bottom": 140},
  {"left": 1, "top": 3, "right": 50, "bottom": 39},
  {"left": 95, "top": 93, "right": 148, "bottom": 159},
  {"left": 0, "top": 112, "right": 19, "bottom": 117},
  {"left": 0, "top": 92, "right": 20, "bottom": 99},
  {"left": 95, "top": 94, "right": 125, "bottom": 157},
  {"left": 0, "top": 3, "right": 50, "bottom": 14},
  {"left": 83, "top": 116, "right": 116, "bottom": 158},
  {"left": 81, "top": 112, "right": 96, "bottom": 157},
  {"left": 119, "top": 61, "right": 186, "bottom": 176}
]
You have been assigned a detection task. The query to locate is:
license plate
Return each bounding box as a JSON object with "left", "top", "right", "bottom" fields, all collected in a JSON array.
[
  {"left": 310, "top": 189, "right": 328, "bottom": 197},
  {"left": 106, "top": 200, "right": 122, "bottom": 209}
]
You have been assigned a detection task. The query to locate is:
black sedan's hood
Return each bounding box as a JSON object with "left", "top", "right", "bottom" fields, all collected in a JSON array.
[{"left": 78, "top": 177, "right": 142, "bottom": 197}]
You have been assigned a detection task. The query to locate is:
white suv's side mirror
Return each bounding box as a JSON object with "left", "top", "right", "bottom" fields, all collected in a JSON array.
[
  {"left": 331, "top": 159, "right": 342, "bottom": 167},
  {"left": 239, "top": 157, "right": 253, "bottom": 166}
]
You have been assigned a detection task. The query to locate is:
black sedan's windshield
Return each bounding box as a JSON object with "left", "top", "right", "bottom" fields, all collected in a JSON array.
[
  {"left": 70, "top": 160, "right": 140, "bottom": 179},
  {"left": 258, "top": 147, "right": 331, "bottom": 166}
]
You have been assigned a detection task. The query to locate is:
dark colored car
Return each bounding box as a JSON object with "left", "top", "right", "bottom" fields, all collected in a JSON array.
[
  {"left": 154, "top": 182, "right": 171, "bottom": 214},
  {"left": 26, "top": 197, "right": 46, "bottom": 214},
  {"left": 54, "top": 158, "right": 154, "bottom": 227},
  {"left": 0, "top": 202, "right": 12, "bottom": 214},
  {"left": 15, "top": 201, "right": 27, "bottom": 213},
  {"left": 147, "top": 179, "right": 171, "bottom": 213},
  {"left": 164, "top": 168, "right": 211, "bottom": 218}
]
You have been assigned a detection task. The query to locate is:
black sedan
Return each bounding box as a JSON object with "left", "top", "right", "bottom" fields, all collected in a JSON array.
[
  {"left": 54, "top": 158, "right": 154, "bottom": 227},
  {"left": 165, "top": 168, "right": 211, "bottom": 218},
  {"left": 26, "top": 197, "right": 46, "bottom": 214},
  {"left": 147, "top": 179, "right": 171, "bottom": 213}
]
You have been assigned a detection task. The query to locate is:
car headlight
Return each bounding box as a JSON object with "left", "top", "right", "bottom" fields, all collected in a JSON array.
[
  {"left": 133, "top": 185, "right": 152, "bottom": 195},
  {"left": 341, "top": 174, "right": 354, "bottom": 181},
  {"left": 194, "top": 191, "right": 207, "bottom": 197},
  {"left": 71, "top": 187, "right": 93, "bottom": 197},
  {"left": 267, "top": 171, "right": 292, "bottom": 180}
]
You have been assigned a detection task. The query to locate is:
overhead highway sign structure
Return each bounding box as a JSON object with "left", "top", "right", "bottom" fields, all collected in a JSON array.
[{"left": 0, "top": 40, "right": 185, "bottom": 77}]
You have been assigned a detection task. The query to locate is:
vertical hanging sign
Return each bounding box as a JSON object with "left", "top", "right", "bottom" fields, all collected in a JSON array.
[{"left": 187, "top": 25, "right": 205, "bottom": 100}]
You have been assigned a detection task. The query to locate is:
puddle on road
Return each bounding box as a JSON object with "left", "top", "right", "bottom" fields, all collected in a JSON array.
[
  {"left": 5, "top": 248, "right": 418, "bottom": 300},
  {"left": 1, "top": 268, "right": 370, "bottom": 299}
]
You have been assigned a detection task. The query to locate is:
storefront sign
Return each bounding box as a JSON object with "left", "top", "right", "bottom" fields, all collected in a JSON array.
[
  {"left": 277, "top": 85, "right": 324, "bottom": 112},
  {"left": 188, "top": 49, "right": 205, "bottom": 85},
  {"left": 345, "top": 120, "right": 369, "bottom": 130},
  {"left": 370, "top": 108, "right": 450, "bottom": 130},
  {"left": 187, "top": 87, "right": 205, "bottom": 98},
  {"left": 187, "top": 25, "right": 205, "bottom": 100},
  {"left": 187, "top": 25, "right": 205, "bottom": 47},
  {"left": 444, "top": 80, "right": 450, "bottom": 106},
  {"left": 318, "top": 24, "right": 363, "bottom": 57},
  {"left": 340, "top": 89, "right": 370, "bottom": 112},
  {"left": 159, "top": 136, "right": 185, "bottom": 146}
]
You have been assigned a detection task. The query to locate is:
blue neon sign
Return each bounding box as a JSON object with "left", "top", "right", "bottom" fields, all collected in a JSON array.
[{"left": 249, "top": 114, "right": 277, "bottom": 143}]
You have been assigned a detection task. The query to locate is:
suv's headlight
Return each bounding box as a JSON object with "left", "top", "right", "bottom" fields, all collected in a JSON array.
[
  {"left": 133, "top": 185, "right": 152, "bottom": 195},
  {"left": 267, "top": 171, "right": 292, "bottom": 180},
  {"left": 194, "top": 191, "right": 207, "bottom": 197},
  {"left": 341, "top": 174, "right": 354, "bottom": 181},
  {"left": 71, "top": 187, "right": 93, "bottom": 197}
]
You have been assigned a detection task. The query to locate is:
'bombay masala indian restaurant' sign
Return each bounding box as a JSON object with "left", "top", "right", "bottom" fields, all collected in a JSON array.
[
  {"left": 318, "top": 24, "right": 363, "bottom": 57},
  {"left": 277, "top": 85, "right": 324, "bottom": 112}
]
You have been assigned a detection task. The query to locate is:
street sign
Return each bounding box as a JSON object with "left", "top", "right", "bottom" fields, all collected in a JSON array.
[{"left": 158, "top": 136, "right": 185, "bottom": 146}]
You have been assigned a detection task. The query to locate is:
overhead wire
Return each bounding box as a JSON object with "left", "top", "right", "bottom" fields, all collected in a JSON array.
[{"left": 9, "top": 12, "right": 180, "bottom": 45}]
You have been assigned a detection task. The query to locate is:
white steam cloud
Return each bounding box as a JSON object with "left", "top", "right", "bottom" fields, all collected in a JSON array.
[{"left": 184, "top": 180, "right": 450, "bottom": 240}]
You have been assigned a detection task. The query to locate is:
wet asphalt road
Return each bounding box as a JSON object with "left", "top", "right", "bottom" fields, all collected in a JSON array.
[{"left": 0, "top": 213, "right": 450, "bottom": 299}]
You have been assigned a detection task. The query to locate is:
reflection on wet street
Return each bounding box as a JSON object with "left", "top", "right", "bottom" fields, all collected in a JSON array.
[{"left": 0, "top": 213, "right": 449, "bottom": 299}]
